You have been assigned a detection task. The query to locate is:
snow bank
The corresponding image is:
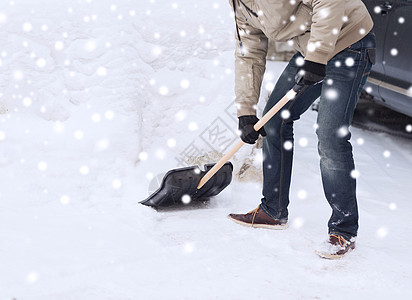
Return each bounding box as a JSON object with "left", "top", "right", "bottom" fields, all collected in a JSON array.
[{"left": 1, "top": 1, "right": 412, "bottom": 299}]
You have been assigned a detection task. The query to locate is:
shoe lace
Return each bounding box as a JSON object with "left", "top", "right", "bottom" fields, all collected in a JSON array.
[
  {"left": 330, "top": 234, "right": 347, "bottom": 247},
  {"left": 247, "top": 206, "right": 260, "bottom": 225}
]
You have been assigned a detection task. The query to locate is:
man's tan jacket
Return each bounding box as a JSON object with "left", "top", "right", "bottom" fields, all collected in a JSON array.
[{"left": 229, "top": 0, "right": 374, "bottom": 117}]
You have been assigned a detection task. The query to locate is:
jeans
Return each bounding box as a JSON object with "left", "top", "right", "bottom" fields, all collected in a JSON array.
[{"left": 260, "top": 31, "right": 376, "bottom": 240}]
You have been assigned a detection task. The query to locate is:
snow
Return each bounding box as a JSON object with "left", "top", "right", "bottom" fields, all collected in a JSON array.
[{"left": 1, "top": 0, "right": 412, "bottom": 299}]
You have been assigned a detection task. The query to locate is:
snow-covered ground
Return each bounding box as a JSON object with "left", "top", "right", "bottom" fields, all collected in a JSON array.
[{"left": 1, "top": 1, "right": 412, "bottom": 299}]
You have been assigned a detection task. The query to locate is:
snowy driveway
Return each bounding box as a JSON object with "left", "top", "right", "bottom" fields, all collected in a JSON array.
[{"left": 1, "top": 0, "right": 412, "bottom": 299}]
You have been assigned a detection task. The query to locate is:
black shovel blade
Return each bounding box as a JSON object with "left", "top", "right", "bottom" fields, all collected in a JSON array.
[{"left": 140, "top": 162, "right": 233, "bottom": 208}]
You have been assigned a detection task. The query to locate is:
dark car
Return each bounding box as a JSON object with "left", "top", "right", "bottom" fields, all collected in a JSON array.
[{"left": 362, "top": 0, "right": 412, "bottom": 117}]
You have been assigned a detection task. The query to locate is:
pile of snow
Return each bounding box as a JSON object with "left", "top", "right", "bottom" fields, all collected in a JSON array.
[{"left": 1, "top": 0, "right": 412, "bottom": 299}]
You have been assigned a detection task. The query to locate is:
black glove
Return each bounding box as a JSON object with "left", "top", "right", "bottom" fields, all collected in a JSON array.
[
  {"left": 295, "top": 60, "right": 326, "bottom": 86},
  {"left": 238, "top": 115, "right": 266, "bottom": 144}
]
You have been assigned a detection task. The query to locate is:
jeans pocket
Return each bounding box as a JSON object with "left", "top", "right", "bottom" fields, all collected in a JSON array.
[{"left": 367, "top": 48, "right": 376, "bottom": 65}]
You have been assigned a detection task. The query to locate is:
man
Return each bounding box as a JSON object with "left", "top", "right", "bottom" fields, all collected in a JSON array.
[{"left": 227, "top": 0, "right": 376, "bottom": 259}]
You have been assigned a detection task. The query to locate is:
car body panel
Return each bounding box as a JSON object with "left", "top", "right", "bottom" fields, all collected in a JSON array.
[{"left": 362, "top": 0, "right": 412, "bottom": 117}]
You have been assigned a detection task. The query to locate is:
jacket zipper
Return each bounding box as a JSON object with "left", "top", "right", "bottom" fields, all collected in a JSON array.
[
  {"left": 239, "top": 0, "right": 258, "bottom": 17},
  {"left": 232, "top": 0, "right": 259, "bottom": 56}
]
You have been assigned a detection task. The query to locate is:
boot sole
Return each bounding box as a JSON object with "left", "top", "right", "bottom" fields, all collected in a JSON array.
[
  {"left": 315, "top": 248, "right": 354, "bottom": 259},
  {"left": 228, "top": 216, "right": 288, "bottom": 230}
]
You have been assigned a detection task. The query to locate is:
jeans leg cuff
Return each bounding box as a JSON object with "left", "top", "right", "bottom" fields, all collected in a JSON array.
[
  {"left": 260, "top": 204, "right": 287, "bottom": 222},
  {"left": 329, "top": 231, "right": 355, "bottom": 241}
]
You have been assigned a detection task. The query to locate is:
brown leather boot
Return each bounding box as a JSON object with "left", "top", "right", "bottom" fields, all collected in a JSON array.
[
  {"left": 228, "top": 205, "right": 288, "bottom": 229},
  {"left": 316, "top": 234, "right": 356, "bottom": 259}
]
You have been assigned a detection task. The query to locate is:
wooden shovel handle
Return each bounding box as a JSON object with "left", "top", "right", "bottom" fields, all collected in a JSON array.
[{"left": 197, "top": 87, "right": 298, "bottom": 189}]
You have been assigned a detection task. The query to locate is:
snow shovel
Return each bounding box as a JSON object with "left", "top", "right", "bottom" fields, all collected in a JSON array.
[{"left": 140, "top": 85, "right": 302, "bottom": 208}]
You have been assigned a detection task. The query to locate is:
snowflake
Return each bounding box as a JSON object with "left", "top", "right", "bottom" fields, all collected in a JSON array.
[
  {"left": 112, "top": 179, "right": 122, "bottom": 189},
  {"left": 318, "top": 8, "right": 330, "bottom": 18},
  {"left": 374, "top": 6, "right": 381, "bottom": 14},
  {"left": 74, "top": 130, "right": 84, "bottom": 140},
  {"left": 85, "top": 40, "right": 97, "bottom": 52},
  {"left": 61, "top": 195, "right": 70, "bottom": 205},
  {"left": 283, "top": 140, "right": 293, "bottom": 150},
  {"left": 281, "top": 109, "right": 291, "bottom": 119},
  {"left": 188, "top": 122, "right": 198, "bottom": 131},
  {"left": 152, "top": 46, "right": 162, "bottom": 56},
  {"left": 91, "top": 113, "right": 101, "bottom": 122},
  {"left": 139, "top": 152, "right": 148, "bottom": 161},
  {"left": 345, "top": 57, "right": 355, "bottom": 67},
  {"left": 297, "top": 189, "right": 307, "bottom": 199},
  {"left": 167, "top": 138, "right": 176, "bottom": 148},
  {"left": 23, "top": 97, "right": 32, "bottom": 107},
  {"left": 383, "top": 150, "right": 391, "bottom": 158},
  {"left": 36, "top": 58, "right": 46, "bottom": 68},
  {"left": 295, "top": 56, "right": 304, "bottom": 66},
  {"left": 389, "top": 202, "right": 397, "bottom": 210},
  {"left": 265, "top": 82, "right": 274, "bottom": 92},
  {"left": 159, "top": 86, "right": 168, "bottom": 96},
  {"left": 13, "top": 70, "right": 24, "bottom": 81},
  {"left": 27, "top": 272, "right": 39, "bottom": 284},
  {"left": 175, "top": 110, "right": 187, "bottom": 121},
  {"left": 53, "top": 122, "right": 64, "bottom": 133},
  {"left": 55, "top": 41, "right": 64, "bottom": 50},
  {"left": 38, "top": 161, "right": 47, "bottom": 171},
  {"left": 181, "top": 194, "right": 191, "bottom": 205},
  {"left": 105, "top": 111, "right": 114, "bottom": 120},
  {"left": 337, "top": 126, "right": 349, "bottom": 138},
  {"left": 183, "top": 242, "right": 195, "bottom": 253},
  {"left": 79, "top": 166, "right": 89, "bottom": 175},
  {"left": 0, "top": 13, "right": 7, "bottom": 23},
  {"left": 325, "top": 88, "right": 338, "bottom": 100},
  {"left": 156, "top": 148, "right": 166, "bottom": 159},
  {"left": 97, "top": 139, "right": 109, "bottom": 150},
  {"left": 96, "top": 67, "right": 107, "bottom": 76},
  {"left": 390, "top": 48, "right": 398, "bottom": 56},
  {"left": 22, "top": 22, "right": 32, "bottom": 32},
  {"left": 376, "top": 226, "right": 388, "bottom": 238},
  {"left": 350, "top": 169, "right": 360, "bottom": 179},
  {"left": 180, "top": 79, "right": 190, "bottom": 89},
  {"left": 292, "top": 217, "right": 305, "bottom": 229},
  {"left": 298, "top": 137, "right": 308, "bottom": 147}
]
